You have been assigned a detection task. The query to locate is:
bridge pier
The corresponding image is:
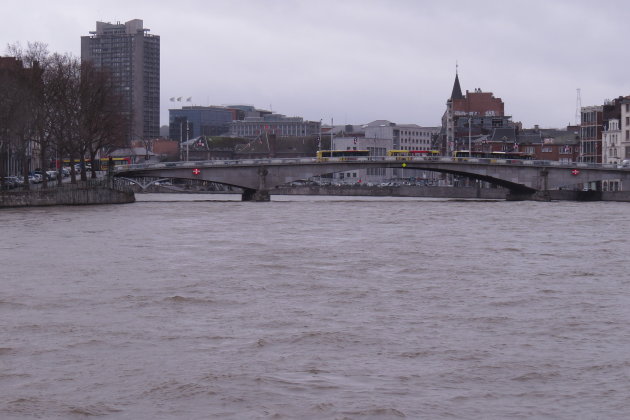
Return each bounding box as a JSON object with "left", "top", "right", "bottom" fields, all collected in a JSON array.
[
  {"left": 242, "top": 188, "right": 270, "bottom": 202},
  {"left": 505, "top": 190, "right": 551, "bottom": 201},
  {"left": 241, "top": 166, "right": 271, "bottom": 201}
]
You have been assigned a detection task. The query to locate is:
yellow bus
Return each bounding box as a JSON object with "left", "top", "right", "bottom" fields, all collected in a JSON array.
[
  {"left": 453, "top": 151, "right": 534, "bottom": 160},
  {"left": 99, "top": 157, "right": 132, "bottom": 170},
  {"left": 316, "top": 150, "right": 370, "bottom": 160},
  {"left": 387, "top": 150, "right": 440, "bottom": 159}
]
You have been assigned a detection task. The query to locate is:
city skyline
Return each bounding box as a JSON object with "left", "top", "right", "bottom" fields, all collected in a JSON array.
[{"left": 3, "top": 0, "right": 630, "bottom": 129}]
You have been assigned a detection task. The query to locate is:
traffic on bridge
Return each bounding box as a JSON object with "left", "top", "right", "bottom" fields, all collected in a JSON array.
[{"left": 114, "top": 150, "right": 630, "bottom": 201}]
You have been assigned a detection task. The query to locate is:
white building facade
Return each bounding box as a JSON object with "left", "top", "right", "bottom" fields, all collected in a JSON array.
[
  {"left": 229, "top": 114, "right": 320, "bottom": 139},
  {"left": 326, "top": 120, "right": 440, "bottom": 185},
  {"left": 620, "top": 99, "right": 630, "bottom": 162},
  {"left": 602, "top": 118, "right": 622, "bottom": 191},
  {"left": 603, "top": 118, "right": 621, "bottom": 165}
]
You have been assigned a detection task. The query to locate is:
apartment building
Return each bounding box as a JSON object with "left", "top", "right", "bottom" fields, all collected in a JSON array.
[
  {"left": 229, "top": 114, "right": 320, "bottom": 139},
  {"left": 81, "top": 19, "right": 160, "bottom": 141}
]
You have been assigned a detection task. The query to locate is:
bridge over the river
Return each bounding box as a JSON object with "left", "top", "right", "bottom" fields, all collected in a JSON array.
[{"left": 114, "top": 156, "right": 630, "bottom": 201}]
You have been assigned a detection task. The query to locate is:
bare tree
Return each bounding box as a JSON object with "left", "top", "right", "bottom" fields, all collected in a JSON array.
[
  {"left": 6, "top": 42, "right": 49, "bottom": 187},
  {"left": 0, "top": 59, "right": 21, "bottom": 189},
  {"left": 79, "top": 61, "right": 129, "bottom": 179},
  {"left": 2, "top": 43, "right": 129, "bottom": 189},
  {"left": 39, "top": 53, "right": 81, "bottom": 184}
]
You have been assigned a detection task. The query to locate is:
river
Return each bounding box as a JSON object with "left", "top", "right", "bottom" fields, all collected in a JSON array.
[{"left": 1, "top": 194, "right": 629, "bottom": 419}]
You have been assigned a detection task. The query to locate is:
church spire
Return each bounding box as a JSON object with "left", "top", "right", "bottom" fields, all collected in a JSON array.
[{"left": 450, "top": 64, "right": 463, "bottom": 100}]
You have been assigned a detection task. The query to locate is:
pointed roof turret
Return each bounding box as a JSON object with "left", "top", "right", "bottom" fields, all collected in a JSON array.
[{"left": 450, "top": 70, "right": 463, "bottom": 100}]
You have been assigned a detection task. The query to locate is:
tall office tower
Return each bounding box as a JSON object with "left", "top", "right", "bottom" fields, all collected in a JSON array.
[{"left": 81, "top": 19, "right": 160, "bottom": 142}]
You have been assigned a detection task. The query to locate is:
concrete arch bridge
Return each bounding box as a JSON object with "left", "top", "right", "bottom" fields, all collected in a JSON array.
[{"left": 114, "top": 156, "right": 630, "bottom": 201}]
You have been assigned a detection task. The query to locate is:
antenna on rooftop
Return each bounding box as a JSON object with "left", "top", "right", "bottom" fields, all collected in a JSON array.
[{"left": 575, "top": 88, "right": 582, "bottom": 125}]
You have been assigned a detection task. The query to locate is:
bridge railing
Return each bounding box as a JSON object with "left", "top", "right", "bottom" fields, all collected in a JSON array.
[{"left": 114, "top": 156, "right": 630, "bottom": 172}]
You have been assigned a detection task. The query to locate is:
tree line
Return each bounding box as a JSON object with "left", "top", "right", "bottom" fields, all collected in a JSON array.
[{"left": 0, "top": 42, "right": 128, "bottom": 190}]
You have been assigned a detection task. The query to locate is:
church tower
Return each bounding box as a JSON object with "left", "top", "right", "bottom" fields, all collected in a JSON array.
[
  {"left": 450, "top": 70, "right": 464, "bottom": 101},
  {"left": 440, "top": 68, "right": 463, "bottom": 155}
]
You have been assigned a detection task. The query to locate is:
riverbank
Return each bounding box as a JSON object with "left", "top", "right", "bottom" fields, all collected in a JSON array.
[
  {"left": 6, "top": 182, "right": 630, "bottom": 206},
  {"left": 141, "top": 184, "right": 630, "bottom": 202},
  {"left": 274, "top": 185, "right": 630, "bottom": 201},
  {"left": 273, "top": 184, "right": 508, "bottom": 199},
  {"left": 0, "top": 182, "right": 135, "bottom": 208}
]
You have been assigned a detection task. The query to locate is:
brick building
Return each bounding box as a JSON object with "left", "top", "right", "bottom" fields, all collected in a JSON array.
[{"left": 439, "top": 71, "right": 513, "bottom": 155}]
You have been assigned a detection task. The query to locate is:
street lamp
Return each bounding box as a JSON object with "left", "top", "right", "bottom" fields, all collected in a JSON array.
[
  {"left": 186, "top": 120, "right": 190, "bottom": 161},
  {"left": 179, "top": 119, "right": 183, "bottom": 161},
  {"left": 468, "top": 116, "right": 472, "bottom": 157},
  {"left": 178, "top": 119, "right": 190, "bottom": 161},
  {"left": 318, "top": 119, "right": 322, "bottom": 151},
  {"left": 330, "top": 117, "right": 334, "bottom": 157}
]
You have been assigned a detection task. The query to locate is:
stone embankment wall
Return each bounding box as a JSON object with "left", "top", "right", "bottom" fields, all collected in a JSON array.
[
  {"left": 273, "top": 185, "right": 509, "bottom": 199},
  {"left": 274, "top": 186, "right": 630, "bottom": 201},
  {"left": 0, "top": 187, "right": 135, "bottom": 208}
]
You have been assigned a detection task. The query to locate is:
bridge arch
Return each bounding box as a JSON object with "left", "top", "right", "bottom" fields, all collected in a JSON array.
[
  {"left": 115, "top": 158, "right": 630, "bottom": 201},
  {"left": 118, "top": 177, "right": 172, "bottom": 191}
]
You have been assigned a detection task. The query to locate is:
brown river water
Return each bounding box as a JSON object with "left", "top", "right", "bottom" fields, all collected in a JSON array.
[{"left": 1, "top": 194, "right": 630, "bottom": 419}]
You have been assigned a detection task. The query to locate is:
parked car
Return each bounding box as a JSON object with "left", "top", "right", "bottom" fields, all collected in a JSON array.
[
  {"left": 2, "top": 176, "right": 19, "bottom": 189},
  {"left": 34, "top": 170, "right": 56, "bottom": 181}
]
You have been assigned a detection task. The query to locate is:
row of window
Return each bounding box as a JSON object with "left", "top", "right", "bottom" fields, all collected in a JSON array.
[
  {"left": 581, "top": 111, "right": 599, "bottom": 123},
  {"left": 400, "top": 131, "right": 435, "bottom": 136},
  {"left": 401, "top": 138, "right": 431, "bottom": 144},
  {"left": 366, "top": 147, "right": 386, "bottom": 156},
  {"left": 523, "top": 146, "right": 573, "bottom": 154},
  {"left": 231, "top": 124, "right": 312, "bottom": 136},
  {"left": 367, "top": 168, "right": 386, "bottom": 176},
  {"left": 339, "top": 172, "right": 358, "bottom": 179},
  {"left": 397, "top": 146, "right": 430, "bottom": 151},
  {"left": 603, "top": 147, "right": 630, "bottom": 159}
]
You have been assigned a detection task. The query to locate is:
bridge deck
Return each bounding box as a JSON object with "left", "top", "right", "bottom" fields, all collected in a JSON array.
[
  {"left": 116, "top": 156, "right": 627, "bottom": 172},
  {"left": 114, "top": 156, "right": 630, "bottom": 201}
]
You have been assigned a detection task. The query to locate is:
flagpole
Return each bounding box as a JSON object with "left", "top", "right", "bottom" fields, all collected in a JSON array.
[
  {"left": 318, "top": 119, "right": 322, "bottom": 154},
  {"left": 330, "top": 117, "right": 333, "bottom": 157},
  {"left": 468, "top": 116, "right": 472, "bottom": 157}
]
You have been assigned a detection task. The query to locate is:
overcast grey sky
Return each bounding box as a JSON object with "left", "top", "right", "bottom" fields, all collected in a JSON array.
[{"left": 3, "top": 0, "right": 630, "bottom": 129}]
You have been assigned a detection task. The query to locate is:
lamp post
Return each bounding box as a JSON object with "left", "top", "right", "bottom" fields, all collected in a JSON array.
[
  {"left": 318, "top": 119, "right": 322, "bottom": 154},
  {"left": 468, "top": 116, "right": 472, "bottom": 157},
  {"left": 330, "top": 117, "right": 334, "bottom": 157},
  {"left": 179, "top": 120, "right": 183, "bottom": 161},
  {"left": 178, "top": 119, "right": 190, "bottom": 161},
  {"left": 186, "top": 120, "right": 190, "bottom": 161}
]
